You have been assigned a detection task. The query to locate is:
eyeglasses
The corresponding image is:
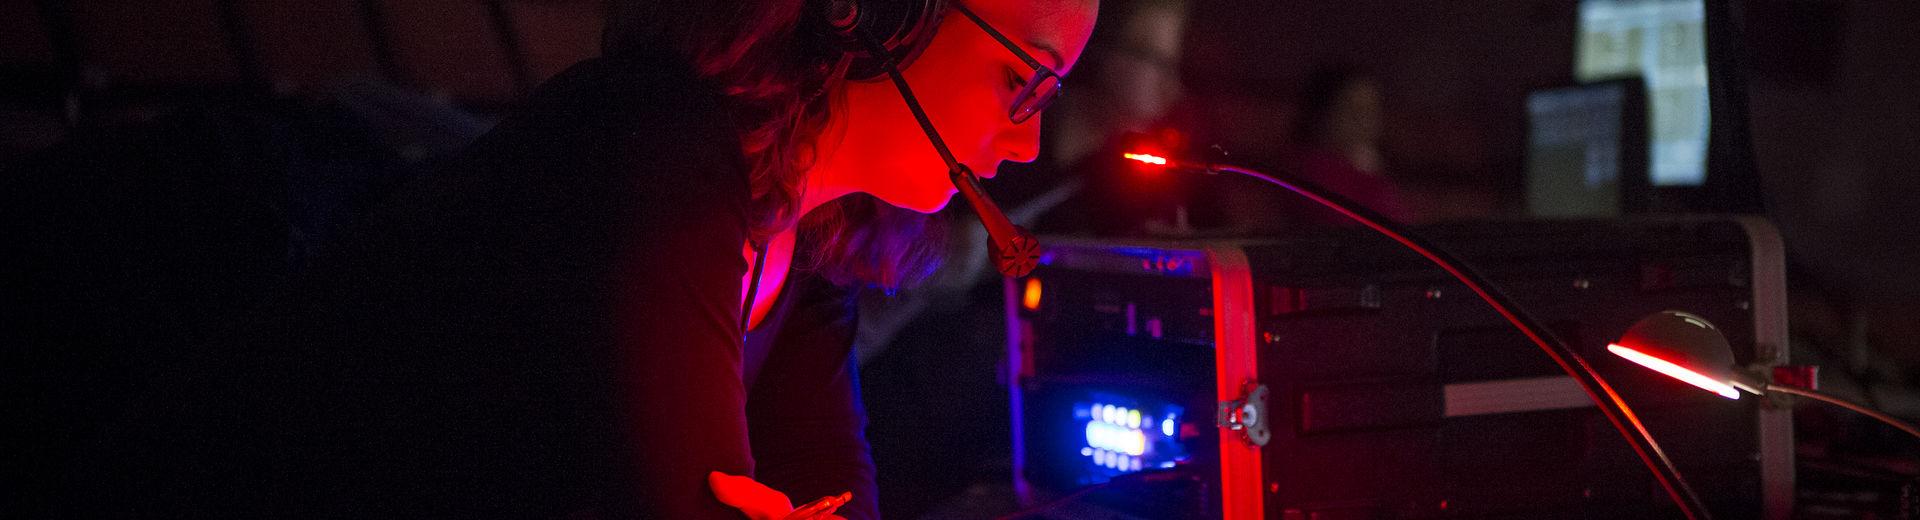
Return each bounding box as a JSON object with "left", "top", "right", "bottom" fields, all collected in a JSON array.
[
  {"left": 952, "top": 3, "right": 1062, "bottom": 124},
  {"left": 849, "top": 3, "right": 1063, "bottom": 176}
]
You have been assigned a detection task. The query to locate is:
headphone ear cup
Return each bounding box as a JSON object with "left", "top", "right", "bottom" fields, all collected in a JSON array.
[{"left": 830, "top": 0, "right": 946, "bottom": 81}]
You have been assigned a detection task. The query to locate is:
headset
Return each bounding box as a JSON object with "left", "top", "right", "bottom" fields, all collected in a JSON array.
[
  {"left": 813, "top": 0, "right": 1043, "bottom": 278},
  {"left": 817, "top": 0, "right": 948, "bottom": 80}
]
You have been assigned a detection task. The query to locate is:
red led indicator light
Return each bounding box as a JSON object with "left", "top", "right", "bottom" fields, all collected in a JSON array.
[{"left": 1123, "top": 152, "right": 1168, "bottom": 166}]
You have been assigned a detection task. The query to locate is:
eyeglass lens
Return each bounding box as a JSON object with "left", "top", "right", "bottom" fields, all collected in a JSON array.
[{"left": 1011, "top": 70, "right": 1061, "bottom": 123}]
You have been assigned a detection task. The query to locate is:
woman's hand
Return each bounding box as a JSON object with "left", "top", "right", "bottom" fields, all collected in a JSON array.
[{"left": 707, "top": 471, "right": 848, "bottom": 520}]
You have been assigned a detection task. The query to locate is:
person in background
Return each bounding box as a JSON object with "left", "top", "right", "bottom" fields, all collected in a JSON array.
[
  {"left": 1040, "top": 0, "right": 1187, "bottom": 171},
  {"left": 1024, "top": 0, "right": 1192, "bottom": 237},
  {"left": 1210, "top": 64, "right": 1413, "bottom": 233},
  {"left": 1277, "top": 64, "right": 1413, "bottom": 226}
]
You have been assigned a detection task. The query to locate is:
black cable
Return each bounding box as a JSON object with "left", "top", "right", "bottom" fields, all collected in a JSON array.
[{"left": 1768, "top": 383, "right": 1920, "bottom": 440}]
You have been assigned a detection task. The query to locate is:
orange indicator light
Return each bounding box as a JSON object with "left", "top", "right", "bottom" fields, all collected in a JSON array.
[{"left": 1022, "top": 277, "right": 1043, "bottom": 310}]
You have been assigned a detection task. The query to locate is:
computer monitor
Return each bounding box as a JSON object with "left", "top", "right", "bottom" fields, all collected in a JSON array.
[
  {"left": 1576, "top": 0, "right": 1709, "bottom": 188},
  {"left": 1525, "top": 79, "right": 1650, "bottom": 217}
]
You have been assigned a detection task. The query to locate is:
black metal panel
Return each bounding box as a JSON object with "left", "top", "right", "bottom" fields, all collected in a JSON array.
[{"left": 1247, "top": 219, "right": 1768, "bottom": 519}]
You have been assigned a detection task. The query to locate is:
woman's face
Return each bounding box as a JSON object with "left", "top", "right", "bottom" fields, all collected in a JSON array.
[{"left": 834, "top": 0, "right": 1098, "bottom": 213}]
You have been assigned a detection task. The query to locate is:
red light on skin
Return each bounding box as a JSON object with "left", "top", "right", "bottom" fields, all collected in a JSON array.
[
  {"left": 1123, "top": 152, "right": 1168, "bottom": 166},
  {"left": 1607, "top": 343, "right": 1740, "bottom": 399},
  {"left": 1022, "top": 277, "right": 1043, "bottom": 311}
]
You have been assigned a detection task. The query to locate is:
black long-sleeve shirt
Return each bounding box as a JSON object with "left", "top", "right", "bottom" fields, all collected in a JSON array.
[{"left": 58, "top": 49, "right": 879, "bottom": 519}]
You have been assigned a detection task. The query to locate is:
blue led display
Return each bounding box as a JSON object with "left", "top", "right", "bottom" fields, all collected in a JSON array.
[{"left": 1070, "top": 394, "right": 1189, "bottom": 483}]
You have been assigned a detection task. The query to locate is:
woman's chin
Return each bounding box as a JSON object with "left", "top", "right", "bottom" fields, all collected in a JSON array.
[
  {"left": 884, "top": 190, "right": 956, "bottom": 214},
  {"left": 914, "top": 193, "right": 956, "bottom": 214}
]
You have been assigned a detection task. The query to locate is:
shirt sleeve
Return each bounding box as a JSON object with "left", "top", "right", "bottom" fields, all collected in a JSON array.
[
  {"left": 745, "top": 275, "right": 881, "bottom": 520},
  {"left": 34, "top": 54, "right": 768, "bottom": 518},
  {"left": 594, "top": 91, "right": 760, "bottom": 516},
  {"left": 447, "top": 52, "right": 765, "bottom": 516}
]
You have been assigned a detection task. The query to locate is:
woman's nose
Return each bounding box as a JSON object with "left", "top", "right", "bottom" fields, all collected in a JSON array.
[{"left": 995, "top": 114, "right": 1043, "bottom": 165}]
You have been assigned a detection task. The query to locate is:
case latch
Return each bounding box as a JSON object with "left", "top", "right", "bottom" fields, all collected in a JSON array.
[{"left": 1217, "top": 383, "right": 1271, "bottom": 447}]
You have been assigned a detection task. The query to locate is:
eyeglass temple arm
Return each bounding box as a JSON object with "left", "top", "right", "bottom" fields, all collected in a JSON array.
[
  {"left": 951, "top": 4, "right": 1045, "bottom": 72},
  {"left": 855, "top": 29, "right": 1039, "bottom": 277}
]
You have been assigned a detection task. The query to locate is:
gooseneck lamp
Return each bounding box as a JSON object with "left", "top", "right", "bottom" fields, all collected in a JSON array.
[
  {"left": 1612, "top": 311, "right": 1920, "bottom": 439},
  {"left": 1122, "top": 144, "right": 1712, "bottom": 519}
]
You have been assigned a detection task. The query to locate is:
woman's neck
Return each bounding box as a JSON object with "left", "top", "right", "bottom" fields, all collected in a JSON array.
[
  {"left": 797, "top": 94, "right": 857, "bottom": 217},
  {"left": 799, "top": 161, "right": 853, "bottom": 218}
]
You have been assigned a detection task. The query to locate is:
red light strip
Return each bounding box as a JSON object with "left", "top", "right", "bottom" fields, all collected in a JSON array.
[
  {"left": 1608, "top": 344, "right": 1741, "bottom": 400},
  {"left": 1207, "top": 247, "right": 1263, "bottom": 520},
  {"left": 1122, "top": 152, "right": 1168, "bottom": 165}
]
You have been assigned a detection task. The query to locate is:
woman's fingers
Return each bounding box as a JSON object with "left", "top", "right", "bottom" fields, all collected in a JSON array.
[{"left": 707, "top": 471, "right": 794, "bottom": 520}]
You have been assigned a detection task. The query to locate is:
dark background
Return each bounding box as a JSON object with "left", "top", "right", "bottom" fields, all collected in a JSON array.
[
  {"left": 6, "top": 1, "right": 1918, "bottom": 518},
  {"left": 6, "top": 1, "right": 1915, "bottom": 309}
]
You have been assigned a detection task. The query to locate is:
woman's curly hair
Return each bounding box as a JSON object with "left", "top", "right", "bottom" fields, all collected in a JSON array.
[{"left": 605, "top": 0, "right": 943, "bottom": 289}]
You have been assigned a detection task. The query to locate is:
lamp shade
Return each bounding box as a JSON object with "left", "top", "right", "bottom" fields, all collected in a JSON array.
[{"left": 1608, "top": 311, "right": 1743, "bottom": 399}]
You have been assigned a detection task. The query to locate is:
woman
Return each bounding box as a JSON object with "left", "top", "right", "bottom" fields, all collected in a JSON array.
[{"left": 66, "top": 1, "right": 1097, "bottom": 519}]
